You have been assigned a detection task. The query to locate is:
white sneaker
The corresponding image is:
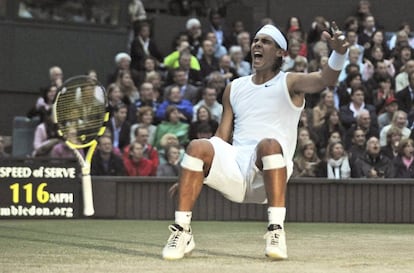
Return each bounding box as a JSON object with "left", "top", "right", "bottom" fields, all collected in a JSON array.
[
  {"left": 162, "top": 224, "right": 195, "bottom": 260},
  {"left": 264, "top": 224, "right": 288, "bottom": 260}
]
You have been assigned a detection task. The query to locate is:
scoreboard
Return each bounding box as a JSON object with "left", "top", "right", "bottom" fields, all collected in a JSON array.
[{"left": 0, "top": 159, "right": 81, "bottom": 218}]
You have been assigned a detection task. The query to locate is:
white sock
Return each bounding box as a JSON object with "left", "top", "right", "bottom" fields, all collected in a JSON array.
[
  {"left": 175, "top": 211, "right": 192, "bottom": 230},
  {"left": 267, "top": 207, "right": 286, "bottom": 228}
]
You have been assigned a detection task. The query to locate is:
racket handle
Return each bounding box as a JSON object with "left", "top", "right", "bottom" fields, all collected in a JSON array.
[{"left": 82, "top": 174, "right": 95, "bottom": 216}]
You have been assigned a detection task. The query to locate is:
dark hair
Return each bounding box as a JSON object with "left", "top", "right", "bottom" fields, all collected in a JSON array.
[{"left": 165, "top": 105, "right": 178, "bottom": 120}]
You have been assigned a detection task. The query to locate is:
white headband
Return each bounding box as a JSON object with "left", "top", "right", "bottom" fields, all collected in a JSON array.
[{"left": 255, "top": 24, "right": 287, "bottom": 51}]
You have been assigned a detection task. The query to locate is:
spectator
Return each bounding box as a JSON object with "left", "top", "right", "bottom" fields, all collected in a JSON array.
[
  {"left": 395, "top": 59, "right": 414, "bottom": 92},
  {"left": 49, "top": 65, "right": 63, "bottom": 87},
  {"left": 128, "top": 81, "right": 158, "bottom": 124},
  {"left": 157, "top": 144, "right": 182, "bottom": 177},
  {"left": 107, "top": 83, "right": 127, "bottom": 117},
  {"left": 336, "top": 71, "right": 364, "bottom": 107},
  {"left": 197, "top": 31, "right": 228, "bottom": 60},
  {"left": 137, "top": 56, "right": 165, "bottom": 86},
  {"left": 107, "top": 52, "right": 140, "bottom": 86},
  {"left": 205, "top": 71, "right": 226, "bottom": 103},
  {"left": 153, "top": 105, "right": 189, "bottom": 150},
  {"left": 379, "top": 110, "right": 411, "bottom": 147},
  {"left": 218, "top": 54, "right": 239, "bottom": 85},
  {"left": 365, "top": 60, "right": 394, "bottom": 92},
  {"left": 381, "top": 126, "right": 402, "bottom": 159},
  {"left": 396, "top": 71, "right": 414, "bottom": 113},
  {"left": 192, "top": 86, "right": 223, "bottom": 123},
  {"left": 106, "top": 103, "right": 131, "bottom": 154},
  {"left": 318, "top": 141, "right": 351, "bottom": 179},
  {"left": 156, "top": 84, "right": 193, "bottom": 122},
  {"left": 32, "top": 110, "right": 59, "bottom": 157},
  {"left": 130, "top": 106, "right": 157, "bottom": 145},
  {"left": 312, "top": 88, "right": 335, "bottom": 128},
  {"left": 123, "top": 141, "right": 155, "bottom": 176},
  {"left": 130, "top": 22, "right": 163, "bottom": 71},
  {"left": 229, "top": 45, "right": 251, "bottom": 77},
  {"left": 189, "top": 105, "right": 218, "bottom": 140},
  {"left": 225, "top": 20, "right": 245, "bottom": 48},
  {"left": 91, "top": 134, "right": 125, "bottom": 176},
  {"left": 184, "top": 17, "right": 203, "bottom": 56},
  {"left": 344, "top": 109, "right": 379, "bottom": 149},
  {"left": 393, "top": 138, "right": 414, "bottom": 178},
  {"left": 50, "top": 127, "right": 83, "bottom": 159},
  {"left": 0, "top": 135, "right": 10, "bottom": 158},
  {"left": 175, "top": 51, "right": 203, "bottom": 86},
  {"left": 338, "top": 45, "right": 365, "bottom": 83},
  {"left": 205, "top": 9, "right": 227, "bottom": 46},
  {"left": 358, "top": 15, "right": 377, "bottom": 51},
  {"left": 352, "top": 136, "right": 394, "bottom": 178},
  {"left": 377, "top": 97, "right": 399, "bottom": 130},
  {"left": 285, "top": 16, "right": 307, "bottom": 57},
  {"left": 316, "top": 108, "right": 346, "bottom": 157},
  {"left": 392, "top": 44, "right": 412, "bottom": 75},
  {"left": 348, "top": 128, "right": 366, "bottom": 166},
  {"left": 389, "top": 22, "right": 414, "bottom": 50},
  {"left": 372, "top": 75, "right": 396, "bottom": 115},
  {"left": 157, "top": 133, "right": 185, "bottom": 165},
  {"left": 198, "top": 38, "right": 220, "bottom": 80},
  {"left": 27, "top": 84, "right": 58, "bottom": 122},
  {"left": 281, "top": 38, "right": 302, "bottom": 72},
  {"left": 116, "top": 70, "right": 140, "bottom": 105},
  {"left": 236, "top": 31, "right": 252, "bottom": 63},
  {"left": 145, "top": 71, "right": 165, "bottom": 103},
  {"left": 344, "top": 29, "right": 364, "bottom": 63},
  {"left": 164, "top": 40, "right": 200, "bottom": 72},
  {"left": 290, "top": 56, "right": 308, "bottom": 73},
  {"left": 339, "top": 86, "right": 377, "bottom": 130},
  {"left": 129, "top": 126, "right": 159, "bottom": 175},
  {"left": 292, "top": 139, "right": 321, "bottom": 178}
]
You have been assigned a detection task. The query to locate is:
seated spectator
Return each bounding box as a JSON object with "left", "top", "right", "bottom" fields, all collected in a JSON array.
[
  {"left": 205, "top": 71, "right": 226, "bottom": 103},
  {"left": 378, "top": 94, "right": 399, "bottom": 132},
  {"left": 352, "top": 136, "right": 394, "bottom": 178},
  {"left": 373, "top": 76, "right": 396, "bottom": 115},
  {"left": 393, "top": 138, "right": 414, "bottom": 178},
  {"left": 91, "top": 134, "right": 125, "bottom": 176},
  {"left": 198, "top": 38, "right": 220, "bottom": 80},
  {"left": 128, "top": 81, "right": 159, "bottom": 124},
  {"left": 344, "top": 109, "right": 379, "bottom": 149},
  {"left": 218, "top": 54, "right": 239, "bottom": 85},
  {"left": 281, "top": 38, "right": 301, "bottom": 72},
  {"left": 229, "top": 45, "right": 251, "bottom": 77},
  {"left": 348, "top": 128, "right": 366, "bottom": 166},
  {"left": 106, "top": 103, "right": 131, "bottom": 155},
  {"left": 336, "top": 72, "right": 364, "bottom": 108},
  {"left": 157, "top": 144, "right": 182, "bottom": 177},
  {"left": 145, "top": 71, "right": 165, "bottom": 103},
  {"left": 48, "top": 65, "right": 64, "bottom": 87},
  {"left": 316, "top": 108, "right": 345, "bottom": 157},
  {"left": 130, "top": 106, "right": 157, "bottom": 145},
  {"left": 27, "top": 84, "right": 58, "bottom": 121},
  {"left": 312, "top": 88, "right": 335, "bottom": 128},
  {"left": 107, "top": 83, "right": 127, "bottom": 117},
  {"left": 379, "top": 110, "right": 411, "bottom": 147},
  {"left": 163, "top": 40, "right": 200, "bottom": 72},
  {"left": 197, "top": 31, "right": 227, "bottom": 60},
  {"left": 50, "top": 127, "right": 83, "bottom": 159},
  {"left": 127, "top": 126, "right": 159, "bottom": 175},
  {"left": 156, "top": 85, "right": 193, "bottom": 122},
  {"left": 292, "top": 139, "right": 321, "bottom": 178},
  {"left": 107, "top": 52, "right": 140, "bottom": 86},
  {"left": 116, "top": 70, "right": 140, "bottom": 105},
  {"left": 395, "top": 59, "right": 414, "bottom": 93},
  {"left": 192, "top": 86, "right": 223, "bottom": 123},
  {"left": 317, "top": 141, "right": 351, "bottom": 179},
  {"left": 164, "top": 68, "right": 201, "bottom": 104},
  {"left": 189, "top": 105, "right": 218, "bottom": 140},
  {"left": 381, "top": 126, "right": 402, "bottom": 159},
  {"left": 130, "top": 22, "right": 163, "bottom": 71},
  {"left": 153, "top": 105, "right": 189, "bottom": 150},
  {"left": 290, "top": 55, "right": 308, "bottom": 73},
  {"left": 123, "top": 141, "right": 155, "bottom": 176},
  {"left": 157, "top": 133, "right": 185, "bottom": 165},
  {"left": 32, "top": 110, "right": 59, "bottom": 157},
  {"left": 339, "top": 86, "right": 377, "bottom": 130},
  {"left": 0, "top": 136, "right": 10, "bottom": 158},
  {"left": 396, "top": 70, "right": 414, "bottom": 113}
]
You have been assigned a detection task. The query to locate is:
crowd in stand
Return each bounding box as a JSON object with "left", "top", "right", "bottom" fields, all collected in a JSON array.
[{"left": 15, "top": 0, "right": 414, "bottom": 179}]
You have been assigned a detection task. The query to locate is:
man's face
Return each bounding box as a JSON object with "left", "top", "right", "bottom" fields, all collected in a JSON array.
[
  {"left": 251, "top": 34, "right": 282, "bottom": 71},
  {"left": 136, "top": 129, "right": 149, "bottom": 144},
  {"left": 98, "top": 137, "right": 113, "bottom": 154},
  {"left": 367, "top": 137, "right": 380, "bottom": 156}
]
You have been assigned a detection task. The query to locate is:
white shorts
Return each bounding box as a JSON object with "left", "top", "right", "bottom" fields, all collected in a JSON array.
[{"left": 203, "top": 137, "right": 291, "bottom": 204}]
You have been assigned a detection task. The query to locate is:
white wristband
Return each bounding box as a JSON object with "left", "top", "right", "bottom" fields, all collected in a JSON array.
[{"left": 328, "top": 50, "right": 348, "bottom": 71}]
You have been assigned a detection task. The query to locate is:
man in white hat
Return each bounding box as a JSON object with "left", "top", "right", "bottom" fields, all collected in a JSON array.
[{"left": 162, "top": 21, "right": 349, "bottom": 260}]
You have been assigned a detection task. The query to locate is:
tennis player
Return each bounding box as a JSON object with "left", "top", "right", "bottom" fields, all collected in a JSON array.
[{"left": 162, "top": 21, "right": 349, "bottom": 260}]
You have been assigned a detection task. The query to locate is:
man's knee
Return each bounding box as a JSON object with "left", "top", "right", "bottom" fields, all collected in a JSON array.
[
  {"left": 257, "top": 138, "right": 283, "bottom": 155},
  {"left": 181, "top": 139, "right": 214, "bottom": 172}
]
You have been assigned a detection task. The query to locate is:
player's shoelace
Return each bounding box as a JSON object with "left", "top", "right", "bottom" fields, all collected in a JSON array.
[
  {"left": 166, "top": 224, "right": 185, "bottom": 248},
  {"left": 266, "top": 224, "right": 283, "bottom": 245}
]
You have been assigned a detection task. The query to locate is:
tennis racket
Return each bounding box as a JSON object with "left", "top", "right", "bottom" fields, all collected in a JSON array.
[{"left": 53, "top": 75, "right": 109, "bottom": 216}]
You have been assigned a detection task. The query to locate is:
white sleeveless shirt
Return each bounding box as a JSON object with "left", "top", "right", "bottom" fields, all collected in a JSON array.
[{"left": 230, "top": 72, "right": 304, "bottom": 175}]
